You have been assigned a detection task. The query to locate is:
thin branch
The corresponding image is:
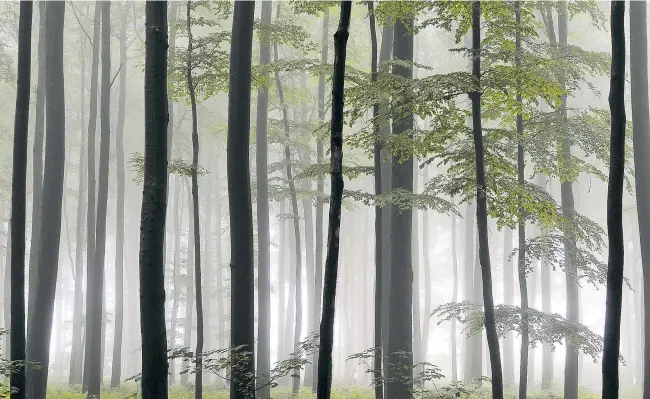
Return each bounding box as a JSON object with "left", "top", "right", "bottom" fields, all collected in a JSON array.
[
  {"left": 109, "top": 62, "right": 124, "bottom": 88},
  {"left": 69, "top": 1, "right": 93, "bottom": 47}
]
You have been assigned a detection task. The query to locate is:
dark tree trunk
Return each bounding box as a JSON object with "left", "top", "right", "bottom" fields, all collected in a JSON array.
[
  {"left": 140, "top": 3, "right": 169, "bottom": 398},
  {"left": 9, "top": 2, "right": 32, "bottom": 398},
  {"left": 602, "top": 2, "right": 626, "bottom": 398},
  {"left": 86, "top": 2, "right": 111, "bottom": 395},
  {"left": 227, "top": 2, "right": 256, "bottom": 397},
  {"left": 503, "top": 228, "right": 514, "bottom": 387},
  {"left": 450, "top": 197, "right": 459, "bottom": 382},
  {"left": 515, "top": 5, "right": 529, "bottom": 398},
  {"left": 255, "top": 1, "right": 272, "bottom": 397},
  {"left": 82, "top": 3, "right": 101, "bottom": 391},
  {"left": 313, "top": 7, "right": 329, "bottom": 393},
  {"left": 367, "top": 2, "right": 383, "bottom": 398},
  {"left": 630, "top": 1, "right": 650, "bottom": 397},
  {"left": 25, "top": 2, "right": 65, "bottom": 397},
  {"left": 70, "top": 15, "right": 87, "bottom": 386},
  {"left": 316, "top": 2, "right": 351, "bottom": 397},
  {"left": 470, "top": 3, "right": 503, "bottom": 398},
  {"left": 111, "top": 3, "right": 127, "bottom": 388},
  {"left": 272, "top": 14, "right": 303, "bottom": 388},
  {"left": 386, "top": 15, "right": 414, "bottom": 399},
  {"left": 185, "top": 4, "right": 205, "bottom": 396},
  {"left": 27, "top": 1, "right": 45, "bottom": 321}
]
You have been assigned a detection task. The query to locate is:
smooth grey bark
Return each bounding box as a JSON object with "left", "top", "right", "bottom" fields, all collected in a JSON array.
[
  {"left": 27, "top": 1, "right": 45, "bottom": 322},
  {"left": 421, "top": 165, "right": 432, "bottom": 368},
  {"left": 386, "top": 16, "right": 414, "bottom": 399},
  {"left": 367, "top": 2, "right": 383, "bottom": 397},
  {"left": 412, "top": 166, "right": 422, "bottom": 369},
  {"left": 70, "top": 19, "right": 87, "bottom": 386},
  {"left": 278, "top": 199, "right": 286, "bottom": 361},
  {"left": 86, "top": 2, "right": 111, "bottom": 396},
  {"left": 9, "top": 2, "right": 32, "bottom": 397},
  {"left": 316, "top": 3, "right": 351, "bottom": 397},
  {"left": 181, "top": 184, "right": 194, "bottom": 387},
  {"left": 82, "top": 3, "right": 101, "bottom": 391},
  {"left": 463, "top": 199, "right": 476, "bottom": 383},
  {"left": 227, "top": 2, "right": 256, "bottom": 397},
  {"left": 537, "top": 173, "right": 553, "bottom": 389},
  {"left": 140, "top": 3, "right": 169, "bottom": 397},
  {"left": 470, "top": 3, "right": 503, "bottom": 398},
  {"left": 629, "top": 1, "right": 650, "bottom": 397},
  {"left": 503, "top": 228, "right": 514, "bottom": 387},
  {"left": 255, "top": 2, "right": 272, "bottom": 396},
  {"left": 25, "top": 2, "right": 65, "bottom": 397},
  {"left": 313, "top": 7, "right": 329, "bottom": 392},
  {"left": 170, "top": 177, "right": 183, "bottom": 384},
  {"left": 602, "top": 2, "right": 626, "bottom": 397},
  {"left": 111, "top": 3, "right": 127, "bottom": 388}
]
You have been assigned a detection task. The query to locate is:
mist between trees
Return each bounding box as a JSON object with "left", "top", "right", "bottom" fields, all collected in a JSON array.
[{"left": 0, "top": 1, "right": 641, "bottom": 399}]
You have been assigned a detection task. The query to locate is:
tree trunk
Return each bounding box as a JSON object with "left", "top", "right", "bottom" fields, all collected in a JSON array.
[
  {"left": 227, "top": 2, "right": 256, "bottom": 397},
  {"left": 602, "top": 2, "right": 626, "bottom": 397},
  {"left": 386, "top": 15, "right": 414, "bottom": 399},
  {"left": 316, "top": 3, "right": 351, "bottom": 397},
  {"left": 421, "top": 165, "right": 432, "bottom": 371},
  {"left": 170, "top": 177, "right": 183, "bottom": 385},
  {"left": 139, "top": 3, "right": 169, "bottom": 397},
  {"left": 470, "top": 3, "right": 503, "bottom": 398},
  {"left": 536, "top": 175, "right": 553, "bottom": 389},
  {"left": 9, "top": 2, "right": 32, "bottom": 397},
  {"left": 25, "top": 2, "right": 65, "bottom": 397},
  {"left": 82, "top": 3, "right": 101, "bottom": 391},
  {"left": 450, "top": 198, "right": 459, "bottom": 382},
  {"left": 463, "top": 199, "right": 476, "bottom": 383},
  {"left": 503, "top": 228, "right": 514, "bottom": 387},
  {"left": 367, "top": 3, "right": 383, "bottom": 397},
  {"left": 629, "top": 1, "right": 650, "bottom": 397},
  {"left": 515, "top": 5, "right": 529, "bottom": 398},
  {"left": 111, "top": 3, "right": 127, "bottom": 388},
  {"left": 255, "top": 2, "right": 272, "bottom": 396},
  {"left": 412, "top": 165, "right": 422, "bottom": 370},
  {"left": 185, "top": 6, "right": 205, "bottom": 396},
  {"left": 182, "top": 182, "right": 194, "bottom": 387},
  {"left": 27, "top": 1, "right": 45, "bottom": 323},
  {"left": 70, "top": 16, "right": 87, "bottom": 386},
  {"left": 313, "top": 7, "right": 329, "bottom": 393}
]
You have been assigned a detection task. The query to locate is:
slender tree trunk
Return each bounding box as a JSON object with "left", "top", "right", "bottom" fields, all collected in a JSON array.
[
  {"left": 227, "top": 2, "right": 256, "bottom": 397},
  {"left": 629, "top": 1, "right": 650, "bottom": 397},
  {"left": 536, "top": 175, "right": 553, "bottom": 389},
  {"left": 313, "top": 7, "right": 329, "bottom": 392},
  {"left": 421, "top": 165, "right": 432, "bottom": 368},
  {"left": 503, "top": 228, "right": 514, "bottom": 387},
  {"left": 82, "top": 3, "right": 101, "bottom": 391},
  {"left": 111, "top": 3, "right": 127, "bottom": 388},
  {"left": 170, "top": 177, "right": 183, "bottom": 385},
  {"left": 386, "top": 15, "right": 414, "bottom": 399},
  {"left": 25, "top": 2, "right": 65, "bottom": 396},
  {"left": 602, "top": 3, "right": 626, "bottom": 397},
  {"left": 4, "top": 223, "right": 10, "bottom": 362},
  {"left": 9, "top": 3, "right": 32, "bottom": 397},
  {"left": 27, "top": 1, "right": 45, "bottom": 322},
  {"left": 451, "top": 198, "right": 459, "bottom": 382},
  {"left": 470, "top": 3, "right": 503, "bottom": 398},
  {"left": 412, "top": 166, "right": 422, "bottom": 370},
  {"left": 185, "top": 5, "right": 205, "bottom": 396},
  {"left": 316, "top": 3, "right": 351, "bottom": 397},
  {"left": 182, "top": 182, "right": 194, "bottom": 386},
  {"left": 255, "top": 2, "right": 272, "bottom": 396},
  {"left": 86, "top": 3, "right": 111, "bottom": 395},
  {"left": 463, "top": 199, "right": 476, "bottom": 383},
  {"left": 367, "top": 3, "right": 383, "bottom": 397},
  {"left": 140, "top": 3, "right": 169, "bottom": 397},
  {"left": 278, "top": 199, "right": 286, "bottom": 362},
  {"left": 515, "top": 5, "right": 529, "bottom": 398},
  {"left": 70, "top": 19, "right": 87, "bottom": 386}
]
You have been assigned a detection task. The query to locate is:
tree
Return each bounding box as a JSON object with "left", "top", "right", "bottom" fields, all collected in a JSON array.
[
  {"left": 227, "top": 2, "right": 256, "bottom": 398},
  {"left": 185, "top": 2, "right": 205, "bottom": 397},
  {"left": 386, "top": 13, "right": 415, "bottom": 399},
  {"left": 629, "top": 1, "right": 650, "bottom": 397},
  {"left": 86, "top": 2, "right": 111, "bottom": 396},
  {"left": 602, "top": 2, "right": 626, "bottom": 398},
  {"left": 111, "top": 2, "right": 128, "bottom": 388},
  {"left": 316, "top": 2, "right": 351, "bottom": 398},
  {"left": 367, "top": 2, "right": 383, "bottom": 398},
  {"left": 255, "top": 1, "right": 272, "bottom": 397},
  {"left": 25, "top": 2, "right": 65, "bottom": 396},
  {"left": 140, "top": 3, "right": 169, "bottom": 398},
  {"left": 470, "top": 3, "right": 503, "bottom": 399},
  {"left": 9, "top": 2, "right": 32, "bottom": 398},
  {"left": 82, "top": 3, "right": 101, "bottom": 390}
]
